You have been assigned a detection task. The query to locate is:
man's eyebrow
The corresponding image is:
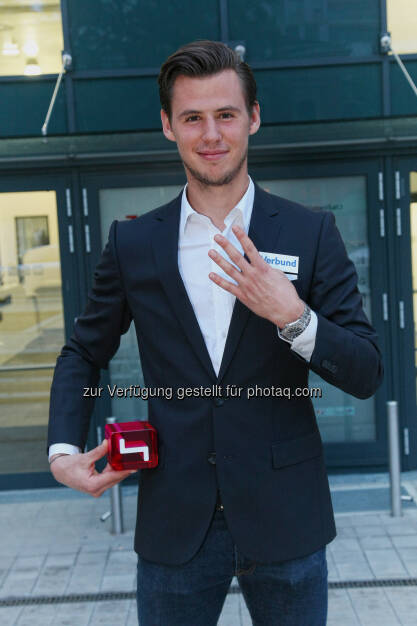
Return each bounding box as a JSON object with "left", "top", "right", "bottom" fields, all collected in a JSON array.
[{"left": 178, "top": 106, "right": 242, "bottom": 118}]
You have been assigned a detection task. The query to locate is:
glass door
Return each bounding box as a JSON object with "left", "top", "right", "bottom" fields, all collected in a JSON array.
[
  {"left": 253, "top": 158, "right": 390, "bottom": 469},
  {"left": 0, "top": 176, "right": 78, "bottom": 488},
  {"left": 390, "top": 157, "right": 417, "bottom": 470},
  {"left": 80, "top": 171, "right": 185, "bottom": 441}
]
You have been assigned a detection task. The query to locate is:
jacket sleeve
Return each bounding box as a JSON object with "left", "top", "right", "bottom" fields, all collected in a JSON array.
[
  {"left": 48, "top": 220, "right": 132, "bottom": 450},
  {"left": 308, "top": 211, "right": 383, "bottom": 399}
]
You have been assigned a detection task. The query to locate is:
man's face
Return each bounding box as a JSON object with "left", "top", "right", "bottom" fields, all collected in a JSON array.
[{"left": 161, "top": 69, "right": 260, "bottom": 187}]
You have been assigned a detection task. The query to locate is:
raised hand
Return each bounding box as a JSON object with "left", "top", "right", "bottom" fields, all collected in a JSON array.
[{"left": 208, "top": 224, "right": 304, "bottom": 328}]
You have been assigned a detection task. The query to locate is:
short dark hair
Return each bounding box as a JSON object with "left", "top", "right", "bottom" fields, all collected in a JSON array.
[{"left": 158, "top": 40, "right": 257, "bottom": 120}]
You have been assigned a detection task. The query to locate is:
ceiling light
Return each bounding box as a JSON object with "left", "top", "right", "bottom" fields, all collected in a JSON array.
[
  {"left": 24, "top": 58, "right": 41, "bottom": 75},
  {"left": 23, "top": 40, "right": 39, "bottom": 56},
  {"left": 2, "top": 41, "right": 19, "bottom": 56}
]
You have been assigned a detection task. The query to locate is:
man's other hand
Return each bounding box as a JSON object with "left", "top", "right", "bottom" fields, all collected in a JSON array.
[{"left": 49, "top": 439, "right": 135, "bottom": 497}]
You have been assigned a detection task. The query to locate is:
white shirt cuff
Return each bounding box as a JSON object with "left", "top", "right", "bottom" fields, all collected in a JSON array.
[
  {"left": 277, "top": 310, "right": 318, "bottom": 362},
  {"left": 48, "top": 443, "right": 81, "bottom": 461}
]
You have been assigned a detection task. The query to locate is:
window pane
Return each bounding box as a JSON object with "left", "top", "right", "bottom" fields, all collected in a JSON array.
[
  {"left": 387, "top": 1, "right": 417, "bottom": 54},
  {"left": 69, "top": 0, "right": 220, "bottom": 71},
  {"left": 258, "top": 176, "right": 375, "bottom": 444},
  {"left": 229, "top": 0, "right": 379, "bottom": 62},
  {"left": 0, "top": 191, "right": 64, "bottom": 474},
  {"left": 0, "top": 1, "right": 63, "bottom": 76},
  {"left": 409, "top": 174, "right": 417, "bottom": 404}
]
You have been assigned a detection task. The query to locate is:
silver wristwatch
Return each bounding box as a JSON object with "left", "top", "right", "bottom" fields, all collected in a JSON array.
[{"left": 279, "top": 303, "right": 311, "bottom": 343}]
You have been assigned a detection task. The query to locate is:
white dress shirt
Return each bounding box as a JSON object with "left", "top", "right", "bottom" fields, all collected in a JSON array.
[{"left": 49, "top": 177, "right": 317, "bottom": 460}]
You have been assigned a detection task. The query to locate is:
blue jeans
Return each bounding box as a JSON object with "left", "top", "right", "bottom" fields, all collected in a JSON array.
[{"left": 136, "top": 507, "right": 328, "bottom": 625}]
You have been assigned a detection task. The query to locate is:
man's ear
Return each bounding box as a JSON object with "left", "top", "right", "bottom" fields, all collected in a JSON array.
[
  {"left": 248, "top": 101, "right": 261, "bottom": 136},
  {"left": 161, "top": 109, "right": 177, "bottom": 143}
]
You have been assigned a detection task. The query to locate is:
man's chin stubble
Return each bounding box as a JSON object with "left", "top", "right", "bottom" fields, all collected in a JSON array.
[{"left": 182, "top": 150, "right": 248, "bottom": 188}]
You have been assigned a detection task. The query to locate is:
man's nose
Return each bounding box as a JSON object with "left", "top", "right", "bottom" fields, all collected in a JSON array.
[{"left": 201, "top": 118, "right": 222, "bottom": 143}]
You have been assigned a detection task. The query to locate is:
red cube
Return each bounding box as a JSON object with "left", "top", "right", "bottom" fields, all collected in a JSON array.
[{"left": 105, "top": 421, "right": 158, "bottom": 471}]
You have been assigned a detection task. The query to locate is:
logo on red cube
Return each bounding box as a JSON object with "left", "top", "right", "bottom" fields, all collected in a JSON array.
[{"left": 105, "top": 421, "right": 158, "bottom": 471}]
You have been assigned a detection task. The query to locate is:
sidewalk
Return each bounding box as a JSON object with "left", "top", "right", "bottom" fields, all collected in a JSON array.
[{"left": 1, "top": 472, "right": 417, "bottom": 625}]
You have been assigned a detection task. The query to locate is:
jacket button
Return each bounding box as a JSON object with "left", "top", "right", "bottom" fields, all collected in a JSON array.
[
  {"left": 207, "top": 452, "right": 216, "bottom": 465},
  {"left": 213, "top": 397, "right": 224, "bottom": 407}
]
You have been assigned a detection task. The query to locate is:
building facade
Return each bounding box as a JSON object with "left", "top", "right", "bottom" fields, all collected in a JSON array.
[{"left": 1, "top": 0, "right": 417, "bottom": 489}]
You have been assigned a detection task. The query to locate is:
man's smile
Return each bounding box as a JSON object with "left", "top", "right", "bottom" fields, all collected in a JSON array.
[{"left": 197, "top": 150, "right": 229, "bottom": 161}]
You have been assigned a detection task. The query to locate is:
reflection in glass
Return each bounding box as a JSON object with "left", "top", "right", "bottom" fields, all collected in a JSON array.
[
  {"left": 409, "top": 174, "right": 417, "bottom": 404},
  {"left": 0, "top": 191, "right": 64, "bottom": 474},
  {"left": 0, "top": 1, "right": 63, "bottom": 76},
  {"left": 387, "top": 1, "right": 417, "bottom": 55},
  {"left": 259, "top": 177, "right": 375, "bottom": 444},
  {"left": 99, "top": 186, "right": 183, "bottom": 420}
]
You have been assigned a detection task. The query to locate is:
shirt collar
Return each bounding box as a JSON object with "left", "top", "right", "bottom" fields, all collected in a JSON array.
[{"left": 180, "top": 176, "right": 255, "bottom": 236}]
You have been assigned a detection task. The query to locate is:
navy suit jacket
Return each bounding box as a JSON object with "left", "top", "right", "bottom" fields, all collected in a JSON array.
[{"left": 48, "top": 183, "right": 383, "bottom": 565}]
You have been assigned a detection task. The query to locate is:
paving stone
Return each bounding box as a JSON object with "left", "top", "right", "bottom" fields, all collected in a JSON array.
[
  {"left": 364, "top": 548, "right": 408, "bottom": 578},
  {"left": 100, "top": 574, "right": 136, "bottom": 592},
  {"left": 329, "top": 537, "right": 363, "bottom": 554},
  {"left": 390, "top": 534, "right": 417, "bottom": 548},
  {"left": 51, "top": 602, "right": 94, "bottom": 626},
  {"left": 347, "top": 587, "right": 401, "bottom": 625},
  {"left": 0, "top": 606, "right": 23, "bottom": 626},
  {"left": 359, "top": 535, "right": 393, "bottom": 549},
  {"left": 383, "top": 586, "right": 417, "bottom": 625},
  {"left": 88, "top": 598, "right": 131, "bottom": 625},
  {"left": 327, "top": 588, "right": 360, "bottom": 625},
  {"left": 349, "top": 514, "right": 385, "bottom": 526},
  {"left": 125, "top": 599, "right": 139, "bottom": 626},
  {"left": 15, "top": 603, "right": 57, "bottom": 626},
  {"left": 354, "top": 524, "right": 389, "bottom": 537},
  {"left": 333, "top": 526, "right": 357, "bottom": 538},
  {"left": 335, "top": 560, "right": 374, "bottom": 580}
]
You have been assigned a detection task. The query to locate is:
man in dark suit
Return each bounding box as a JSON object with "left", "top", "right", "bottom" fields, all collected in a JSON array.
[{"left": 48, "top": 41, "right": 383, "bottom": 625}]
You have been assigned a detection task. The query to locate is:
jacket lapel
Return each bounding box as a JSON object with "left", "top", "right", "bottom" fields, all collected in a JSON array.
[
  {"left": 217, "top": 184, "right": 283, "bottom": 383},
  {"left": 151, "top": 193, "right": 217, "bottom": 381}
]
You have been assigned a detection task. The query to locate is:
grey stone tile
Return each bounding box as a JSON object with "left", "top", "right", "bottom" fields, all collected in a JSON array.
[
  {"left": 65, "top": 566, "right": 105, "bottom": 594},
  {"left": 76, "top": 550, "right": 108, "bottom": 566},
  {"left": 383, "top": 522, "right": 417, "bottom": 535},
  {"left": 0, "top": 571, "right": 38, "bottom": 597},
  {"left": 43, "top": 554, "right": 77, "bottom": 568},
  {"left": 100, "top": 574, "right": 136, "bottom": 592},
  {"left": 124, "top": 599, "right": 138, "bottom": 626},
  {"left": 364, "top": 549, "right": 408, "bottom": 578},
  {"left": 52, "top": 602, "right": 95, "bottom": 626},
  {"left": 336, "top": 561, "right": 374, "bottom": 580},
  {"left": 327, "top": 588, "right": 360, "bottom": 625},
  {"left": 349, "top": 514, "right": 385, "bottom": 526},
  {"left": 333, "top": 526, "right": 357, "bottom": 538},
  {"left": 326, "top": 560, "right": 341, "bottom": 582},
  {"left": 347, "top": 587, "right": 401, "bottom": 625},
  {"left": 391, "top": 534, "right": 417, "bottom": 548},
  {"left": 359, "top": 535, "right": 393, "bottom": 549},
  {"left": 334, "top": 515, "right": 355, "bottom": 527},
  {"left": 0, "top": 606, "right": 23, "bottom": 626},
  {"left": 384, "top": 586, "right": 417, "bottom": 625},
  {"left": 354, "top": 524, "right": 389, "bottom": 537},
  {"left": 331, "top": 551, "right": 369, "bottom": 566},
  {"left": 329, "top": 537, "right": 363, "bottom": 554},
  {"left": 15, "top": 603, "right": 57, "bottom": 626},
  {"left": 88, "top": 599, "right": 131, "bottom": 625}
]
